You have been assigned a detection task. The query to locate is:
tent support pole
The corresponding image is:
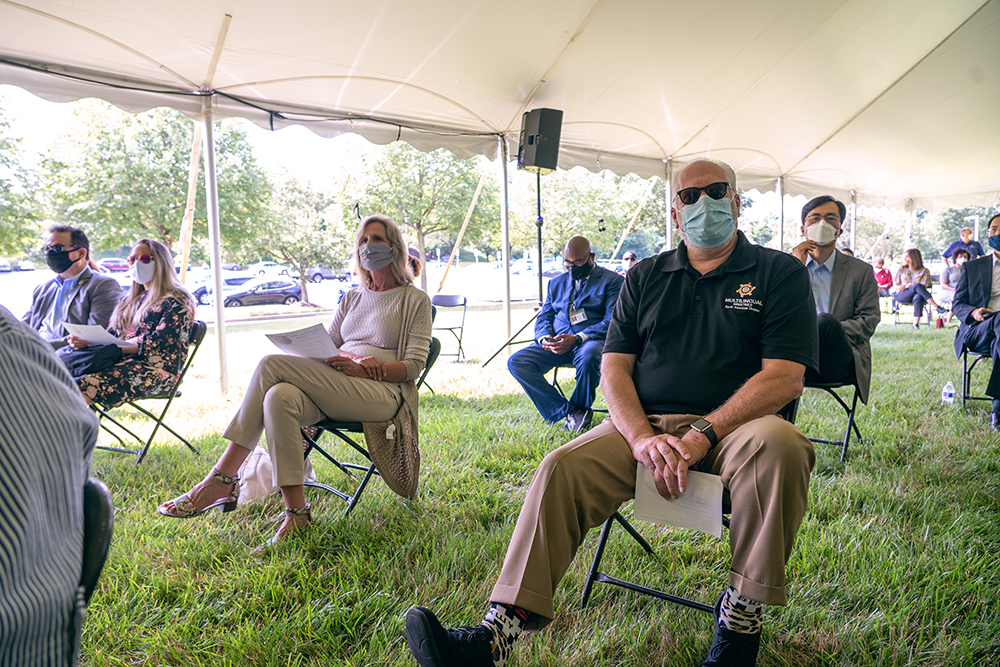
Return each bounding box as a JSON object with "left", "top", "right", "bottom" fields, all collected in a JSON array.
[
  {"left": 664, "top": 158, "right": 674, "bottom": 251},
  {"left": 777, "top": 176, "right": 785, "bottom": 252},
  {"left": 499, "top": 135, "right": 512, "bottom": 340},
  {"left": 202, "top": 94, "right": 228, "bottom": 393},
  {"left": 905, "top": 198, "right": 914, "bottom": 249},
  {"left": 850, "top": 190, "right": 857, "bottom": 253}
]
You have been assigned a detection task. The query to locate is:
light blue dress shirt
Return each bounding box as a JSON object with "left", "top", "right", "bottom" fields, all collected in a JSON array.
[
  {"left": 805, "top": 251, "right": 837, "bottom": 314},
  {"left": 41, "top": 267, "right": 87, "bottom": 341}
]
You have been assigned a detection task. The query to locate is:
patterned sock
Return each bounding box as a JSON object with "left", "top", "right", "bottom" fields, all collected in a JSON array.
[
  {"left": 482, "top": 602, "right": 528, "bottom": 667},
  {"left": 718, "top": 585, "right": 763, "bottom": 635}
]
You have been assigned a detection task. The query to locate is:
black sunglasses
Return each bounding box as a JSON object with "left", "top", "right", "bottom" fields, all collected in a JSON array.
[
  {"left": 675, "top": 181, "right": 730, "bottom": 206},
  {"left": 42, "top": 244, "right": 81, "bottom": 253}
]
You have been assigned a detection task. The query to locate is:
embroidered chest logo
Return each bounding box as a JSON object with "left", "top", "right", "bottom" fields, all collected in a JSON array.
[{"left": 724, "top": 282, "right": 763, "bottom": 312}]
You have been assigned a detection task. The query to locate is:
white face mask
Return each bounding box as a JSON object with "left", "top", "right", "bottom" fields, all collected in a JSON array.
[
  {"left": 127, "top": 259, "right": 156, "bottom": 285},
  {"left": 956, "top": 258, "right": 966, "bottom": 266},
  {"left": 805, "top": 221, "right": 838, "bottom": 246}
]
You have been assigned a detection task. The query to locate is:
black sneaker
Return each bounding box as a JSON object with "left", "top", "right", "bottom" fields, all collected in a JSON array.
[
  {"left": 702, "top": 594, "right": 761, "bottom": 666},
  {"left": 405, "top": 607, "right": 496, "bottom": 667},
  {"left": 564, "top": 408, "right": 594, "bottom": 433},
  {"left": 937, "top": 305, "right": 948, "bottom": 315}
]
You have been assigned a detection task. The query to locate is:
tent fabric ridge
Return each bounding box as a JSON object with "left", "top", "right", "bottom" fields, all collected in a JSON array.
[{"left": 561, "top": 120, "right": 668, "bottom": 160}]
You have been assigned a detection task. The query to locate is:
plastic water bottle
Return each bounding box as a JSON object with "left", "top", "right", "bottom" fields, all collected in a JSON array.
[{"left": 941, "top": 381, "right": 955, "bottom": 405}]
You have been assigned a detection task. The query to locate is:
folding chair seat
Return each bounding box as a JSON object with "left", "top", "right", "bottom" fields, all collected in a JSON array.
[
  {"left": 299, "top": 337, "right": 441, "bottom": 516},
  {"left": 431, "top": 294, "right": 467, "bottom": 360},
  {"left": 961, "top": 343, "right": 992, "bottom": 408},
  {"left": 578, "top": 400, "right": 798, "bottom": 613},
  {"left": 892, "top": 295, "right": 933, "bottom": 326},
  {"left": 800, "top": 379, "right": 863, "bottom": 463},
  {"left": 551, "top": 362, "right": 608, "bottom": 415},
  {"left": 96, "top": 320, "right": 206, "bottom": 465}
]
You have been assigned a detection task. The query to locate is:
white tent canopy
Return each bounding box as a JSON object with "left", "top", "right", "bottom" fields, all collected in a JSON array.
[{"left": 2, "top": 0, "right": 999, "bottom": 210}]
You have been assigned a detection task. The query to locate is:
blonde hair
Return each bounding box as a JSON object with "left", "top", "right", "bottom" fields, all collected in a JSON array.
[
  {"left": 110, "top": 238, "right": 194, "bottom": 332},
  {"left": 353, "top": 215, "right": 414, "bottom": 288}
]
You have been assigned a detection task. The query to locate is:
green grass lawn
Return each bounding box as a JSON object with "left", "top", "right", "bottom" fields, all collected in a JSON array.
[{"left": 81, "top": 309, "right": 1000, "bottom": 666}]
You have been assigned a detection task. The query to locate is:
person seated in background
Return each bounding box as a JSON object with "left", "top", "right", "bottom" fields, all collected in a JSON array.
[
  {"left": 873, "top": 257, "right": 893, "bottom": 296},
  {"left": 620, "top": 250, "right": 639, "bottom": 274},
  {"left": 157, "top": 215, "right": 432, "bottom": 548},
  {"left": 791, "top": 195, "right": 880, "bottom": 403},
  {"left": 942, "top": 226, "right": 984, "bottom": 267},
  {"left": 406, "top": 158, "right": 818, "bottom": 667},
  {"left": 840, "top": 247, "right": 855, "bottom": 257},
  {"left": 67, "top": 238, "right": 195, "bottom": 407},
  {"left": 408, "top": 247, "right": 423, "bottom": 280},
  {"left": 0, "top": 304, "right": 98, "bottom": 665},
  {"left": 939, "top": 248, "right": 970, "bottom": 323},
  {"left": 952, "top": 213, "right": 1000, "bottom": 432},
  {"left": 893, "top": 248, "right": 946, "bottom": 329},
  {"left": 507, "top": 235, "right": 624, "bottom": 433},
  {"left": 22, "top": 224, "right": 123, "bottom": 349}
]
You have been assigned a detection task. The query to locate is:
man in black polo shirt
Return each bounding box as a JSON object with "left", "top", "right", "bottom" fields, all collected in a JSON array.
[{"left": 405, "top": 158, "right": 819, "bottom": 667}]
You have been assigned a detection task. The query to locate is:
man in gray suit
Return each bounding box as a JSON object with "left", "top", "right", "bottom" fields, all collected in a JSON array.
[
  {"left": 22, "top": 225, "right": 123, "bottom": 349},
  {"left": 791, "top": 196, "right": 880, "bottom": 403}
]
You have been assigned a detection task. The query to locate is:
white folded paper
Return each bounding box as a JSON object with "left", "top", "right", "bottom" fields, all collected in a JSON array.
[
  {"left": 265, "top": 323, "right": 340, "bottom": 361},
  {"left": 61, "top": 322, "right": 125, "bottom": 345},
  {"left": 633, "top": 464, "right": 724, "bottom": 538}
]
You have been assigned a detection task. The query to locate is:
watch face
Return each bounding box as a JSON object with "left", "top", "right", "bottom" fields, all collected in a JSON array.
[{"left": 691, "top": 418, "right": 711, "bottom": 432}]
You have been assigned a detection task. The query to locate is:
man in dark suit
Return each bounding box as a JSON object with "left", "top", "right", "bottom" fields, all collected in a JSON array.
[
  {"left": 22, "top": 225, "right": 123, "bottom": 349},
  {"left": 952, "top": 212, "right": 1000, "bottom": 431},
  {"left": 791, "top": 195, "right": 880, "bottom": 404},
  {"left": 507, "top": 235, "right": 623, "bottom": 432}
]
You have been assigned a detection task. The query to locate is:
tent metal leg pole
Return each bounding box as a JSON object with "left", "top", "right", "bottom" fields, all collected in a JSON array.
[
  {"left": 499, "top": 134, "right": 512, "bottom": 342},
  {"left": 201, "top": 94, "right": 228, "bottom": 394}
]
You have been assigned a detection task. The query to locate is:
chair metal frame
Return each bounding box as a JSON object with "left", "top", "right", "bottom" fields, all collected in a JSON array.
[
  {"left": 551, "top": 362, "right": 608, "bottom": 415},
  {"left": 299, "top": 337, "right": 441, "bottom": 516},
  {"left": 961, "top": 344, "right": 992, "bottom": 408},
  {"left": 578, "top": 400, "right": 797, "bottom": 613},
  {"left": 801, "top": 380, "right": 862, "bottom": 463},
  {"left": 95, "top": 320, "right": 206, "bottom": 465},
  {"left": 431, "top": 294, "right": 467, "bottom": 361}
]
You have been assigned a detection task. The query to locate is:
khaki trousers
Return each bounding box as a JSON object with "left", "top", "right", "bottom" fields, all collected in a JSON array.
[
  {"left": 490, "top": 414, "right": 815, "bottom": 627},
  {"left": 223, "top": 355, "right": 402, "bottom": 487}
]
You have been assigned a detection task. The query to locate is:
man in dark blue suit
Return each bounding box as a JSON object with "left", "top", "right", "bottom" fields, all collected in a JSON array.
[
  {"left": 508, "top": 236, "right": 624, "bottom": 432},
  {"left": 952, "top": 213, "right": 1000, "bottom": 431}
]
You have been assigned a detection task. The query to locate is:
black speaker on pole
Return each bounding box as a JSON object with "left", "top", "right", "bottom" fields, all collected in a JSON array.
[{"left": 517, "top": 108, "right": 563, "bottom": 174}]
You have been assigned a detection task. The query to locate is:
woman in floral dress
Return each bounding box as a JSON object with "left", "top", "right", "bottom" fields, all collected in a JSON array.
[{"left": 68, "top": 238, "right": 195, "bottom": 407}]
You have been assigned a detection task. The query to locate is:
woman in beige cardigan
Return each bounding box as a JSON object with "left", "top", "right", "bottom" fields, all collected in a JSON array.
[{"left": 157, "top": 215, "right": 432, "bottom": 548}]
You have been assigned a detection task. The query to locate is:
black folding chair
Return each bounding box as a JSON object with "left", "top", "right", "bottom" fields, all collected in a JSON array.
[
  {"left": 551, "top": 362, "right": 608, "bottom": 415},
  {"left": 961, "top": 343, "right": 992, "bottom": 408},
  {"left": 73, "top": 478, "right": 114, "bottom": 664},
  {"left": 299, "top": 337, "right": 441, "bottom": 516},
  {"left": 431, "top": 294, "right": 467, "bottom": 360},
  {"left": 579, "top": 400, "right": 798, "bottom": 614},
  {"left": 800, "top": 379, "right": 863, "bottom": 463},
  {"left": 96, "top": 320, "right": 206, "bottom": 465}
]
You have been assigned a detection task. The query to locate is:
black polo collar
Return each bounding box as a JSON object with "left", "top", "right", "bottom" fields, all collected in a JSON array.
[{"left": 661, "top": 230, "right": 757, "bottom": 275}]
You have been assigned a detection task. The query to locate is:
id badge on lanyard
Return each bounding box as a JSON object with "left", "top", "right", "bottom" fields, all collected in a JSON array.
[{"left": 568, "top": 280, "right": 588, "bottom": 325}]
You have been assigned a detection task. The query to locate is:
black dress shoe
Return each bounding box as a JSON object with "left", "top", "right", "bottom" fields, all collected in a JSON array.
[
  {"left": 991, "top": 412, "right": 1000, "bottom": 432},
  {"left": 703, "top": 594, "right": 761, "bottom": 667},
  {"left": 405, "top": 607, "right": 496, "bottom": 667}
]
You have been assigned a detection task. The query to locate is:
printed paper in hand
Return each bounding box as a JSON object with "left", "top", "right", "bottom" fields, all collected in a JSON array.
[
  {"left": 634, "top": 465, "right": 723, "bottom": 538},
  {"left": 265, "top": 323, "right": 340, "bottom": 361},
  {"left": 61, "top": 322, "right": 125, "bottom": 345}
]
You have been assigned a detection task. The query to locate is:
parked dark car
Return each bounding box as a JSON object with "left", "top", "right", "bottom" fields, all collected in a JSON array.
[
  {"left": 192, "top": 273, "right": 256, "bottom": 305},
  {"left": 299, "top": 266, "right": 351, "bottom": 283},
  {"left": 98, "top": 257, "right": 129, "bottom": 272},
  {"left": 223, "top": 277, "right": 302, "bottom": 307}
]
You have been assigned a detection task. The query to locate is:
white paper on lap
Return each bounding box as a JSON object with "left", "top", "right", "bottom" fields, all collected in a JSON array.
[
  {"left": 265, "top": 323, "right": 340, "bottom": 361},
  {"left": 634, "top": 464, "right": 724, "bottom": 538}
]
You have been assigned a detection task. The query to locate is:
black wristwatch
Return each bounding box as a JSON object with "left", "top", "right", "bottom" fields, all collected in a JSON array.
[{"left": 689, "top": 417, "right": 719, "bottom": 447}]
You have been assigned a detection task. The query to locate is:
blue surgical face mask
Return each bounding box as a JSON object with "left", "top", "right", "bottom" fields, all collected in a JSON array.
[
  {"left": 680, "top": 195, "right": 736, "bottom": 249},
  {"left": 359, "top": 242, "right": 394, "bottom": 271},
  {"left": 989, "top": 234, "right": 1000, "bottom": 252}
]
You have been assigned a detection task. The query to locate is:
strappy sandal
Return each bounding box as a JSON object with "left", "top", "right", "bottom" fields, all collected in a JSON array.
[
  {"left": 261, "top": 504, "right": 313, "bottom": 549},
  {"left": 156, "top": 468, "right": 240, "bottom": 518}
]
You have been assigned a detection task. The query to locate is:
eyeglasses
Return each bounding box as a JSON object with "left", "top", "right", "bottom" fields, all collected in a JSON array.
[
  {"left": 675, "top": 181, "right": 730, "bottom": 206},
  {"left": 42, "top": 244, "right": 80, "bottom": 253},
  {"left": 563, "top": 257, "right": 592, "bottom": 269},
  {"left": 127, "top": 254, "right": 154, "bottom": 266},
  {"left": 804, "top": 213, "right": 841, "bottom": 225}
]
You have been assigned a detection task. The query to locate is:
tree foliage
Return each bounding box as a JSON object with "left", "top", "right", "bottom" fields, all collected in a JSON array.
[
  {"left": 252, "top": 177, "right": 352, "bottom": 303},
  {"left": 353, "top": 142, "right": 498, "bottom": 289},
  {"left": 0, "top": 101, "right": 40, "bottom": 256},
  {"left": 42, "top": 102, "right": 272, "bottom": 262}
]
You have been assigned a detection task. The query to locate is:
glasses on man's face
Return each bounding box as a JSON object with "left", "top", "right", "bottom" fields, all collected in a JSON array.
[
  {"left": 805, "top": 213, "right": 841, "bottom": 225},
  {"left": 42, "top": 244, "right": 80, "bottom": 254},
  {"left": 675, "top": 181, "right": 730, "bottom": 206},
  {"left": 564, "top": 257, "right": 591, "bottom": 270},
  {"left": 127, "top": 254, "right": 154, "bottom": 266}
]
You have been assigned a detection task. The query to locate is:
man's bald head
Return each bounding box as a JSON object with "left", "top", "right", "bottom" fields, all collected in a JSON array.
[{"left": 564, "top": 236, "right": 593, "bottom": 259}]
